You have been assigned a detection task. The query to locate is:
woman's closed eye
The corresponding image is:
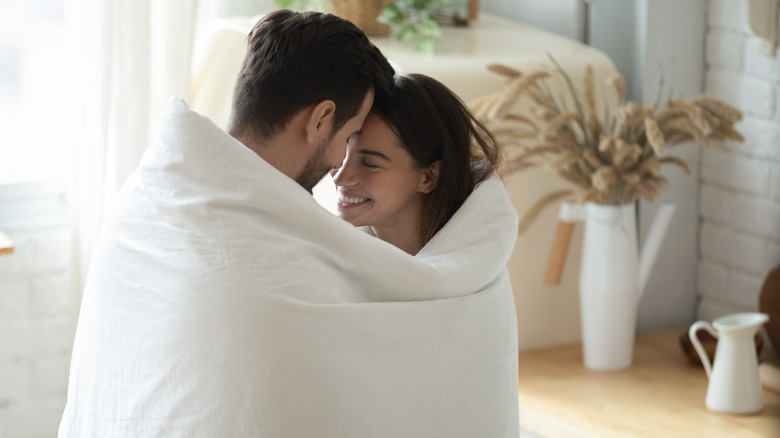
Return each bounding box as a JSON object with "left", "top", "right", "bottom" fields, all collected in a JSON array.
[
  {"left": 357, "top": 149, "right": 390, "bottom": 170},
  {"left": 362, "top": 159, "right": 381, "bottom": 169}
]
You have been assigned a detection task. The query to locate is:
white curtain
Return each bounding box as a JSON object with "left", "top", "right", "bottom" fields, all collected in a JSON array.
[{"left": 66, "top": 0, "right": 201, "bottom": 323}]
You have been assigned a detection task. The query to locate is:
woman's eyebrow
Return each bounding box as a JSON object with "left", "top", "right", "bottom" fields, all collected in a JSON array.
[{"left": 357, "top": 149, "right": 390, "bottom": 161}]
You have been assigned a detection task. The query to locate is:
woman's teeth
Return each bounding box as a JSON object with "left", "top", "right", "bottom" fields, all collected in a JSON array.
[{"left": 339, "top": 193, "right": 367, "bottom": 204}]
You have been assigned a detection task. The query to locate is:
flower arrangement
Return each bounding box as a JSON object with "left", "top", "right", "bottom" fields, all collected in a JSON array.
[{"left": 469, "top": 56, "right": 744, "bottom": 232}]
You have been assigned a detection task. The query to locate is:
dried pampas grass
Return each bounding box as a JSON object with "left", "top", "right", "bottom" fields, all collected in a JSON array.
[{"left": 469, "top": 55, "right": 744, "bottom": 234}]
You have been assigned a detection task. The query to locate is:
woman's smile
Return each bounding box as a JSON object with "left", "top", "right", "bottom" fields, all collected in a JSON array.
[{"left": 337, "top": 191, "right": 370, "bottom": 207}]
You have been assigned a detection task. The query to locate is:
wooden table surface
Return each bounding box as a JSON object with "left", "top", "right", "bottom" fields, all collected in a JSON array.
[{"left": 517, "top": 328, "right": 780, "bottom": 437}]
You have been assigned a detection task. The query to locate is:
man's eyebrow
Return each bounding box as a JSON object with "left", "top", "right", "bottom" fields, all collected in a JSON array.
[{"left": 358, "top": 149, "right": 390, "bottom": 161}]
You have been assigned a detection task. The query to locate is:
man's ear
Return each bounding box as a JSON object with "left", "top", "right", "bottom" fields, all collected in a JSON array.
[
  {"left": 305, "top": 100, "right": 336, "bottom": 144},
  {"left": 421, "top": 160, "right": 441, "bottom": 193}
]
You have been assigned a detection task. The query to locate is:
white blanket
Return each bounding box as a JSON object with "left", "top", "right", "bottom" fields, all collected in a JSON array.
[{"left": 59, "top": 97, "right": 519, "bottom": 438}]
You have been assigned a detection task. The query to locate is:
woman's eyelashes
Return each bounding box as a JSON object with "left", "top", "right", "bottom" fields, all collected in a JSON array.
[
  {"left": 362, "top": 159, "right": 380, "bottom": 169},
  {"left": 357, "top": 150, "right": 390, "bottom": 170}
]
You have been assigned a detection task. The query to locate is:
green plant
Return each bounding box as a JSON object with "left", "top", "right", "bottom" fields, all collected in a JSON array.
[
  {"left": 274, "top": 0, "right": 325, "bottom": 12},
  {"left": 379, "top": 0, "right": 454, "bottom": 53}
]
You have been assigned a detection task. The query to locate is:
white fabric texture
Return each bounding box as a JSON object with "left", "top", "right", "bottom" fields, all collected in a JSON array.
[
  {"left": 66, "top": 0, "right": 200, "bottom": 324},
  {"left": 59, "top": 97, "right": 519, "bottom": 438}
]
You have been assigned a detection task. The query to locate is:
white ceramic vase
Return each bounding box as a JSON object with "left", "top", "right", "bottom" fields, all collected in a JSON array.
[{"left": 577, "top": 202, "right": 675, "bottom": 370}]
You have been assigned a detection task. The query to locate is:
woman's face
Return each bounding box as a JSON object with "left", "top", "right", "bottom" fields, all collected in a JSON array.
[{"left": 331, "top": 113, "right": 428, "bottom": 232}]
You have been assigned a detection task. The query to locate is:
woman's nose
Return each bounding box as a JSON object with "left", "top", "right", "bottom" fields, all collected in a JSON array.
[{"left": 331, "top": 158, "right": 353, "bottom": 186}]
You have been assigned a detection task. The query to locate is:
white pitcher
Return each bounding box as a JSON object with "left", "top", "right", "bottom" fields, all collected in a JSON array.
[
  {"left": 575, "top": 201, "right": 675, "bottom": 370},
  {"left": 689, "top": 312, "right": 769, "bottom": 415}
]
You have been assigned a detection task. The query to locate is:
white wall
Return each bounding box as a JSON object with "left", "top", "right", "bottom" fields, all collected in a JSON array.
[
  {"left": 698, "top": 0, "right": 780, "bottom": 326},
  {"left": 0, "top": 182, "right": 71, "bottom": 438},
  {"left": 0, "top": 229, "right": 71, "bottom": 438},
  {"left": 633, "top": 0, "right": 706, "bottom": 332},
  {"left": 521, "top": 0, "right": 777, "bottom": 334},
  {"left": 480, "top": 0, "right": 586, "bottom": 40},
  {"left": 586, "top": 0, "right": 641, "bottom": 100},
  {"left": 487, "top": 0, "right": 707, "bottom": 333},
  {"left": 590, "top": 0, "right": 780, "bottom": 336}
]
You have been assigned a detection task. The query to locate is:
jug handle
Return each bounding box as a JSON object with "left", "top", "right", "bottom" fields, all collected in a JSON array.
[{"left": 689, "top": 321, "right": 718, "bottom": 378}]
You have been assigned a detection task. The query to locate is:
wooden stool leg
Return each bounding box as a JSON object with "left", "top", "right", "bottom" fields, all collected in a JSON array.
[{"left": 543, "top": 220, "right": 575, "bottom": 286}]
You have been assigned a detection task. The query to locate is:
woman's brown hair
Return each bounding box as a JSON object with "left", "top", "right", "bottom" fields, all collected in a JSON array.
[{"left": 372, "top": 74, "right": 503, "bottom": 245}]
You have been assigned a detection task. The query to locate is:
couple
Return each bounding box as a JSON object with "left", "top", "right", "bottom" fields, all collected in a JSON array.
[{"left": 60, "top": 10, "right": 519, "bottom": 438}]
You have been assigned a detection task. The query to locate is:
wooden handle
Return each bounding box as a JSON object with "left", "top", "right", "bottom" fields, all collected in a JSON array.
[
  {"left": 543, "top": 221, "right": 575, "bottom": 286},
  {"left": 0, "top": 231, "right": 14, "bottom": 255},
  {"left": 468, "top": 0, "right": 480, "bottom": 21}
]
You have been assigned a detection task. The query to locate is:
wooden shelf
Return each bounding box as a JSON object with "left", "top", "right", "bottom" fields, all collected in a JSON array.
[
  {"left": 0, "top": 231, "right": 13, "bottom": 255},
  {"left": 517, "top": 328, "right": 780, "bottom": 437}
]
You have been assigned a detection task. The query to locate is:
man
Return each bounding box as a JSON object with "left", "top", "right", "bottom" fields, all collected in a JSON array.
[
  {"left": 59, "top": 10, "right": 519, "bottom": 438},
  {"left": 59, "top": 10, "right": 393, "bottom": 436}
]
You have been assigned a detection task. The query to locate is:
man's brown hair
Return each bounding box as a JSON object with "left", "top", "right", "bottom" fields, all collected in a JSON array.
[{"left": 228, "top": 10, "right": 394, "bottom": 144}]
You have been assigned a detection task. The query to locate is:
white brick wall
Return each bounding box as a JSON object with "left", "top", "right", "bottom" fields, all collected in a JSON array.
[
  {"left": 700, "top": 0, "right": 780, "bottom": 322},
  {"left": 773, "top": 163, "right": 780, "bottom": 202},
  {"left": 700, "top": 146, "right": 773, "bottom": 195},
  {"left": 708, "top": 0, "right": 751, "bottom": 32},
  {"left": 0, "top": 228, "right": 71, "bottom": 438}
]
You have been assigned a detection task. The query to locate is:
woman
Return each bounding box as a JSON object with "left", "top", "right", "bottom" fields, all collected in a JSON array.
[
  {"left": 331, "top": 73, "right": 502, "bottom": 254},
  {"left": 326, "top": 77, "right": 519, "bottom": 437}
]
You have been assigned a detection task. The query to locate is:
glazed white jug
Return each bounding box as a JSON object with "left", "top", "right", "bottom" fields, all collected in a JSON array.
[{"left": 689, "top": 312, "right": 769, "bottom": 414}]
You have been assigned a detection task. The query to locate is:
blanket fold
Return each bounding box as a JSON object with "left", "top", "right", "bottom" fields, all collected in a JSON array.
[{"left": 59, "top": 96, "right": 520, "bottom": 438}]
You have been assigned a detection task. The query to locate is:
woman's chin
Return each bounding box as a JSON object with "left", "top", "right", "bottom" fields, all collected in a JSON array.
[
  {"left": 335, "top": 210, "right": 361, "bottom": 227},
  {"left": 336, "top": 202, "right": 372, "bottom": 227}
]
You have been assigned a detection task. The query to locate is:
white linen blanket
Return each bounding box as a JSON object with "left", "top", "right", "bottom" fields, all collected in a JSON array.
[{"left": 59, "top": 97, "right": 519, "bottom": 438}]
